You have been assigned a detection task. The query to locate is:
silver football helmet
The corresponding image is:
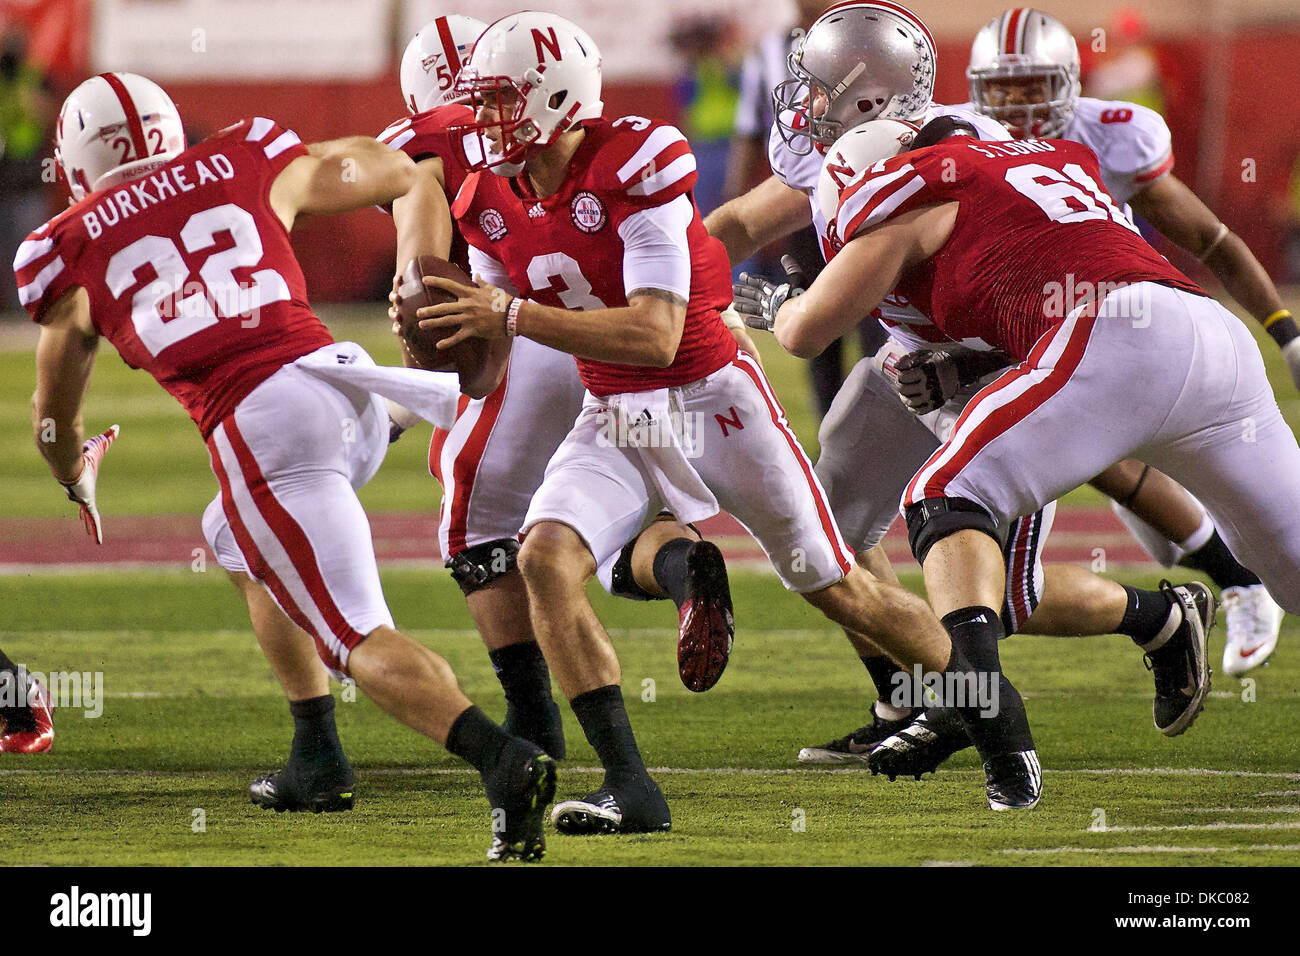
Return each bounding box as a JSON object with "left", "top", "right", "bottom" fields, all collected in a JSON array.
[
  {"left": 968, "top": 8, "right": 1080, "bottom": 139},
  {"left": 773, "top": 1, "right": 936, "bottom": 155}
]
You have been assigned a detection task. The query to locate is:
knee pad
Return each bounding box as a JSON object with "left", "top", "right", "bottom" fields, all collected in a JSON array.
[
  {"left": 447, "top": 538, "right": 519, "bottom": 595},
  {"left": 905, "top": 497, "right": 1000, "bottom": 565}
]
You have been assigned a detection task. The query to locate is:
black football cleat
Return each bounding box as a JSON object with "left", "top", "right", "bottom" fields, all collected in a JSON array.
[
  {"left": 676, "top": 541, "right": 735, "bottom": 693},
  {"left": 484, "top": 738, "right": 558, "bottom": 862},
  {"left": 867, "top": 707, "right": 972, "bottom": 780},
  {"left": 797, "top": 706, "right": 918, "bottom": 764},
  {"left": 249, "top": 767, "right": 355, "bottom": 813},
  {"left": 551, "top": 776, "right": 671, "bottom": 835},
  {"left": 1142, "top": 581, "right": 1214, "bottom": 737},
  {"left": 984, "top": 750, "right": 1042, "bottom": 811}
]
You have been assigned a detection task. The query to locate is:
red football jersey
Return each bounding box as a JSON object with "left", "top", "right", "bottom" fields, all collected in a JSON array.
[
  {"left": 827, "top": 137, "right": 1205, "bottom": 360},
  {"left": 455, "top": 116, "right": 736, "bottom": 395},
  {"left": 15, "top": 117, "right": 333, "bottom": 437},
  {"left": 376, "top": 103, "right": 477, "bottom": 273}
]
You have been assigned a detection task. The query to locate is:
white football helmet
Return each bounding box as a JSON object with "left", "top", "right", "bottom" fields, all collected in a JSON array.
[
  {"left": 453, "top": 11, "right": 603, "bottom": 176},
  {"left": 815, "top": 118, "right": 918, "bottom": 246},
  {"left": 774, "top": 1, "right": 936, "bottom": 156},
  {"left": 968, "top": 8, "right": 1080, "bottom": 139},
  {"left": 400, "top": 15, "right": 488, "bottom": 114},
  {"left": 55, "top": 72, "right": 186, "bottom": 201}
]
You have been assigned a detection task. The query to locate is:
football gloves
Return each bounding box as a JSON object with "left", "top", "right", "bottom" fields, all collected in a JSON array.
[
  {"left": 892, "top": 348, "right": 1016, "bottom": 415},
  {"left": 733, "top": 255, "right": 806, "bottom": 332},
  {"left": 894, "top": 351, "right": 961, "bottom": 415},
  {"left": 59, "top": 424, "right": 120, "bottom": 545}
]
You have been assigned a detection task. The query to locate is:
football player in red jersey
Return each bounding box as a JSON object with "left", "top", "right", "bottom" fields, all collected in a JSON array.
[
  {"left": 966, "top": 8, "right": 1287, "bottom": 675},
  {"left": 373, "top": 16, "right": 748, "bottom": 761},
  {"left": 753, "top": 116, "right": 1300, "bottom": 802},
  {"left": 417, "top": 11, "right": 1033, "bottom": 822},
  {"left": 20, "top": 71, "right": 556, "bottom": 861},
  {"left": 714, "top": 2, "right": 1276, "bottom": 766}
]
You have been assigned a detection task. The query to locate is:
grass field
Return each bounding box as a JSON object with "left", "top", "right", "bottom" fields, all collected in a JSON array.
[{"left": 2, "top": 297, "right": 1299, "bottom": 867}]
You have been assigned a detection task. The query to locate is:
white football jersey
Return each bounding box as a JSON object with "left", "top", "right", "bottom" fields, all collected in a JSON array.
[
  {"left": 767, "top": 102, "right": 1008, "bottom": 351},
  {"left": 960, "top": 95, "right": 1174, "bottom": 205}
]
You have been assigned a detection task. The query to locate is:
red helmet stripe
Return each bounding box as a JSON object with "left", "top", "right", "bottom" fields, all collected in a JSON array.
[
  {"left": 99, "top": 72, "right": 150, "bottom": 162},
  {"left": 820, "top": 1, "right": 936, "bottom": 54},
  {"left": 1004, "top": 8, "right": 1027, "bottom": 55},
  {"left": 435, "top": 16, "right": 462, "bottom": 76}
]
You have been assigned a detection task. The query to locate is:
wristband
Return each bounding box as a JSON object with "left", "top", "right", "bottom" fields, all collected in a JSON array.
[
  {"left": 505, "top": 297, "right": 526, "bottom": 337},
  {"left": 1264, "top": 309, "right": 1298, "bottom": 347}
]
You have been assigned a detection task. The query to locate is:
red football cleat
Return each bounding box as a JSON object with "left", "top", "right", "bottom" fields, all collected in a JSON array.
[
  {"left": 1, "top": 677, "right": 54, "bottom": 754},
  {"left": 676, "top": 541, "right": 735, "bottom": 693}
]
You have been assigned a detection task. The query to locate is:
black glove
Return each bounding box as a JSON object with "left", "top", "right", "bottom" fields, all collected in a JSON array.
[{"left": 732, "top": 255, "right": 807, "bottom": 332}]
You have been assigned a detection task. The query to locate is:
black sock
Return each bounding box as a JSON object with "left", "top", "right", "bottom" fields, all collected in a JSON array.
[
  {"left": 651, "top": 537, "right": 694, "bottom": 607},
  {"left": 1118, "top": 586, "right": 1178, "bottom": 647},
  {"left": 286, "top": 695, "right": 349, "bottom": 774},
  {"left": 862, "top": 655, "right": 919, "bottom": 715},
  {"left": 940, "top": 607, "right": 1034, "bottom": 757},
  {"left": 446, "top": 705, "right": 512, "bottom": 773},
  {"left": 1180, "top": 530, "right": 1262, "bottom": 589},
  {"left": 570, "top": 685, "right": 646, "bottom": 783},
  {"left": 488, "top": 641, "right": 555, "bottom": 719}
]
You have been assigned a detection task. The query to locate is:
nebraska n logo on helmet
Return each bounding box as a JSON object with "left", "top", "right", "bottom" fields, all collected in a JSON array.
[
  {"left": 967, "top": 8, "right": 1081, "bottom": 139},
  {"left": 774, "top": 0, "right": 936, "bottom": 156},
  {"left": 400, "top": 14, "right": 488, "bottom": 115},
  {"left": 451, "top": 11, "right": 603, "bottom": 177},
  {"left": 55, "top": 72, "right": 186, "bottom": 201}
]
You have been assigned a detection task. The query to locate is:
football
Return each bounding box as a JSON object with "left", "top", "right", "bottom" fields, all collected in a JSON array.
[{"left": 394, "top": 255, "right": 485, "bottom": 374}]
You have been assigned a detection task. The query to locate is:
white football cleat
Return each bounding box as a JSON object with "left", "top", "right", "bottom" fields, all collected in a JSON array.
[{"left": 1220, "top": 585, "right": 1283, "bottom": 676}]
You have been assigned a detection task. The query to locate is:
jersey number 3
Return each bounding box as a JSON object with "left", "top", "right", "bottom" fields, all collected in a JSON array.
[{"left": 105, "top": 203, "right": 291, "bottom": 356}]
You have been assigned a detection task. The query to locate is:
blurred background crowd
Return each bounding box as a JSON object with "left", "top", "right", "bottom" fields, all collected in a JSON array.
[{"left": 4, "top": 0, "right": 1300, "bottom": 413}]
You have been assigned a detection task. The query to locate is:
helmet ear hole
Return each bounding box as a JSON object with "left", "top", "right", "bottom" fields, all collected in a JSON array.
[{"left": 549, "top": 90, "right": 567, "bottom": 111}]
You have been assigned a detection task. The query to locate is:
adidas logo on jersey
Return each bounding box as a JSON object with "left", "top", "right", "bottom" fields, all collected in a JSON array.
[{"left": 527, "top": 203, "right": 547, "bottom": 219}]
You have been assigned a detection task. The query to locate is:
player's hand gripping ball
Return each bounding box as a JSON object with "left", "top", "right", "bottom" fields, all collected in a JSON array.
[{"left": 393, "top": 256, "right": 489, "bottom": 372}]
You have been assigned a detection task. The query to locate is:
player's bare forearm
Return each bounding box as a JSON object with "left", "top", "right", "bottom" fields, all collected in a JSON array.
[
  {"left": 1132, "top": 174, "right": 1285, "bottom": 324},
  {"left": 418, "top": 276, "right": 685, "bottom": 367},
  {"left": 705, "top": 175, "right": 812, "bottom": 264},
  {"left": 775, "top": 204, "right": 953, "bottom": 357},
  {"left": 273, "top": 138, "right": 416, "bottom": 225},
  {"left": 1202, "top": 234, "right": 1286, "bottom": 326},
  {"left": 514, "top": 292, "right": 685, "bottom": 367},
  {"left": 32, "top": 289, "right": 98, "bottom": 482},
  {"left": 392, "top": 158, "right": 454, "bottom": 268}
]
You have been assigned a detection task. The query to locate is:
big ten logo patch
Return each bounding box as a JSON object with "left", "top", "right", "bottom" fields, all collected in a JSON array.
[{"left": 570, "top": 191, "right": 606, "bottom": 233}]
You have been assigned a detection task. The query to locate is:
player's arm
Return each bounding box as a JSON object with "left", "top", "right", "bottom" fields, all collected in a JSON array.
[
  {"left": 393, "top": 156, "right": 453, "bottom": 266},
  {"left": 420, "top": 196, "right": 703, "bottom": 368},
  {"left": 32, "top": 287, "right": 98, "bottom": 482},
  {"left": 704, "top": 174, "right": 813, "bottom": 263},
  {"left": 772, "top": 202, "right": 957, "bottom": 358},
  {"left": 1129, "top": 174, "right": 1296, "bottom": 368},
  {"left": 270, "top": 136, "right": 417, "bottom": 229}
]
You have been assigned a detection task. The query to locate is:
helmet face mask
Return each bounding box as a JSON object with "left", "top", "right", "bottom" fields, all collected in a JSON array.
[
  {"left": 773, "top": 1, "right": 937, "bottom": 156},
  {"left": 55, "top": 72, "right": 186, "bottom": 201},
  {"left": 452, "top": 12, "right": 603, "bottom": 177},
  {"left": 967, "top": 9, "right": 1080, "bottom": 139}
]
